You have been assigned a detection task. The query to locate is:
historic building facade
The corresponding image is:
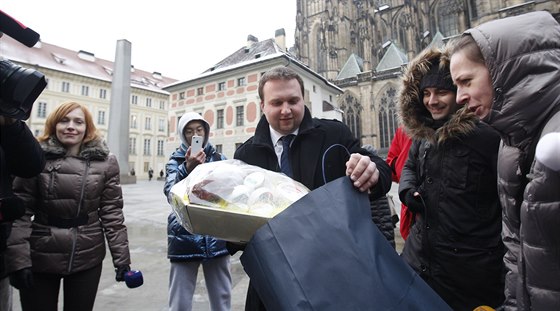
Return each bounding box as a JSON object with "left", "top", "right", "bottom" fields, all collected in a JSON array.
[
  {"left": 293, "top": 0, "right": 560, "bottom": 152},
  {"left": 164, "top": 30, "right": 343, "bottom": 158},
  {"left": 1, "top": 35, "right": 176, "bottom": 179}
]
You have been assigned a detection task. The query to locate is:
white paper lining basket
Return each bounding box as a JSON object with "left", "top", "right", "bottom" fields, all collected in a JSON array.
[
  {"left": 168, "top": 160, "right": 311, "bottom": 243},
  {"left": 172, "top": 199, "right": 271, "bottom": 243}
]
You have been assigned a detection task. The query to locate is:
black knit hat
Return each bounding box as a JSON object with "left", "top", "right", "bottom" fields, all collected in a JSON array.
[{"left": 419, "top": 61, "right": 456, "bottom": 92}]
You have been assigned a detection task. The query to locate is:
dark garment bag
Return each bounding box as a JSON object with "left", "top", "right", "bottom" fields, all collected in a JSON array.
[{"left": 240, "top": 176, "right": 451, "bottom": 311}]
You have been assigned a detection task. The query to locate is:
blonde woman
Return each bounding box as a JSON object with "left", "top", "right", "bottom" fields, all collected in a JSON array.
[{"left": 6, "top": 102, "right": 131, "bottom": 311}]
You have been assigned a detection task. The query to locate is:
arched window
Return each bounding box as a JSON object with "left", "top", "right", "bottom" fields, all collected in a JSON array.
[
  {"left": 378, "top": 87, "right": 398, "bottom": 149},
  {"left": 340, "top": 93, "right": 362, "bottom": 139},
  {"left": 316, "top": 28, "right": 327, "bottom": 73},
  {"left": 397, "top": 12, "right": 412, "bottom": 53},
  {"left": 436, "top": 0, "right": 462, "bottom": 37}
]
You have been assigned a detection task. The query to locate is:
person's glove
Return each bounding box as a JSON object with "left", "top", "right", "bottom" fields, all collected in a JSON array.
[
  {"left": 115, "top": 265, "right": 131, "bottom": 282},
  {"left": 404, "top": 189, "right": 425, "bottom": 214},
  {"left": 10, "top": 268, "right": 34, "bottom": 290}
]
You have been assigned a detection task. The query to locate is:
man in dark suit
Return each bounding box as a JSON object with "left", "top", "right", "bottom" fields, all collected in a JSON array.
[{"left": 233, "top": 66, "right": 392, "bottom": 310}]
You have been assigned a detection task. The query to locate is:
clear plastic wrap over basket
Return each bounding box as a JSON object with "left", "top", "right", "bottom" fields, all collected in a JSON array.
[{"left": 168, "top": 159, "right": 310, "bottom": 241}]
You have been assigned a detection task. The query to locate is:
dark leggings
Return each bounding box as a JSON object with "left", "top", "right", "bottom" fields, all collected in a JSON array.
[{"left": 18, "top": 263, "right": 102, "bottom": 311}]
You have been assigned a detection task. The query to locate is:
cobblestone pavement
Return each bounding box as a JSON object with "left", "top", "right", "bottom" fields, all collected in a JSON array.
[{"left": 12, "top": 179, "right": 403, "bottom": 311}]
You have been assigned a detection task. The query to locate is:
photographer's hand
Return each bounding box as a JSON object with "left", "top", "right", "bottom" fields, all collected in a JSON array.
[{"left": 185, "top": 148, "right": 205, "bottom": 172}]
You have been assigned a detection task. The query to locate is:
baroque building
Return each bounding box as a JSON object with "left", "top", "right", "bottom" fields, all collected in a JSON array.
[
  {"left": 164, "top": 30, "right": 342, "bottom": 158},
  {"left": 294, "top": 0, "right": 560, "bottom": 152},
  {"left": 0, "top": 35, "right": 176, "bottom": 179}
]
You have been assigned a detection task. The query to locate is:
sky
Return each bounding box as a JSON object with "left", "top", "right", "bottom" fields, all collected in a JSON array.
[{"left": 1, "top": 0, "right": 297, "bottom": 81}]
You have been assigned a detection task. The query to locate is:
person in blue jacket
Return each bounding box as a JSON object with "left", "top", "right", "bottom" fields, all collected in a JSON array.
[{"left": 163, "top": 112, "right": 231, "bottom": 311}]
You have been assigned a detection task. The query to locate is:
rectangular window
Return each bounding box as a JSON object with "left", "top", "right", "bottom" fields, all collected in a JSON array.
[
  {"left": 99, "top": 88, "right": 107, "bottom": 99},
  {"left": 61, "top": 81, "right": 70, "bottom": 93},
  {"left": 159, "top": 100, "right": 165, "bottom": 110},
  {"left": 217, "top": 109, "right": 224, "bottom": 129},
  {"left": 197, "top": 87, "right": 204, "bottom": 96},
  {"left": 157, "top": 140, "right": 165, "bottom": 156},
  {"left": 129, "top": 137, "right": 136, "bottom": 155},
  {"left": 81, "top": 85, "right": 89, "bottom": 96},
  {"left": 179, "top": 92, "right": 185, "bottom": 99},
  {"left": 97, "top": 110, "right": 106, "bottom": 125},
  {"left": 158, "top": 118, "right": 165, "bottom": 132},
  {"left": 143, "top": 139, "right": 151, "bottom": 156},
  {"left": 218, "top": 82, "right": 226, "bottom": 91},
  {"left": 236, "top": 106, "right": 244, "bottom": 126},
  {"left": 37, "top": 102, "right": 47, "bottom": 118},
  {"left": 131, "top": 95, "right": 138, "bottom": 105},
  {"left": 215, "top": 144, "right": 223, "bottom": 154},
  {"left": 130, "top": 115, "right": 137, "bottom": 129},
  {"left": 143, "top": 162, "right": 150, "bottom": 172},
  {"left": 145, "top": 117, "right": 152, "bottom": 130},
  {"left": 237, "top": 77, "right": 246, "bottom": 86},
  {"left": 146, "top": 98, "right": 152, "bottom": 107}
]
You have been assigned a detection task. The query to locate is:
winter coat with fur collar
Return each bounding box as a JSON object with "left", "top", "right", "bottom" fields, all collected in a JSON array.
[
  {"left": 464, "top": 11, "right": 560, "bottom": 310},
  {"left": 6, "top": 137, "right": 130, "bottom": 275},
  {"left": 398, "top": 48, "right": 504, "bottom": 310}
]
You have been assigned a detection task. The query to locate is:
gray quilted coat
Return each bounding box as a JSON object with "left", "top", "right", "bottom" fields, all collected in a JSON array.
[{"left": 464, "top": 11, "right": 560, "bottom": 310}]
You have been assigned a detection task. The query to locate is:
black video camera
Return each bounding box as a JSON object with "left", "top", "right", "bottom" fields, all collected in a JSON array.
[
  {"left": 0, "top": 10, "right": 47, "bottom": 120},
  {"left": 0, "top": 59, "right": 47, "bottom": 120}
]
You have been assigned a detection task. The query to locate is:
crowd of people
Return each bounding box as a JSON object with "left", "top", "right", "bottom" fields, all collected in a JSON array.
[{"left": 1, "top": 10, "right": 559, "bottom": 311}]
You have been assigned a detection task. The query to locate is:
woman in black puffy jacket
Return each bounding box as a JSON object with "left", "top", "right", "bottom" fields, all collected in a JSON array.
[{"left": 397, "top": 47, "right": 504, "bottom": 310}]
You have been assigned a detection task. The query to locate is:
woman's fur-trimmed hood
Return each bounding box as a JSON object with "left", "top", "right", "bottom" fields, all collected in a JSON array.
[
  {"left": 42, "top": 136, "right": 110, "bottom": 160},
  {"left": 398, "top": 47, "right": 478, "bottom": 144}
]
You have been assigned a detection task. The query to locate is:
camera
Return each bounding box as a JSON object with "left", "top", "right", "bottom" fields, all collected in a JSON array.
[
  {"left": 0, "top": 9, "right": 46, "bottom": 120},
  {"left": 0, "top": 58, "right": 47, "bottom": 120}
]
